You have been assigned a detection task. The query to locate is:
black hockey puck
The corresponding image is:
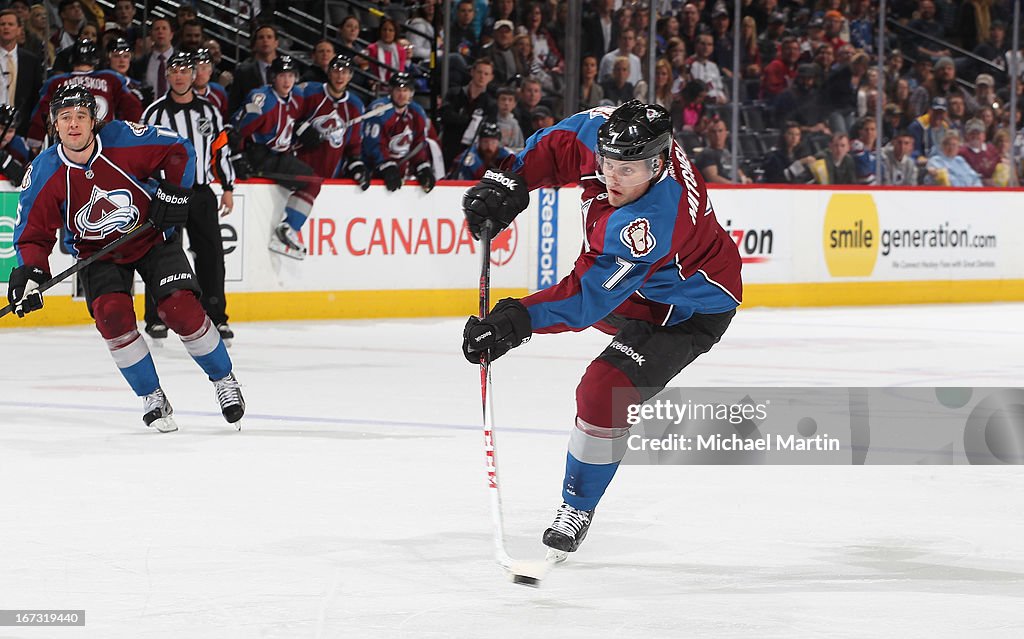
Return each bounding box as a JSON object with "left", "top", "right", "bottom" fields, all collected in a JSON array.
[{"left": 512, "top": 574, "right": 540, "bottom": 587}]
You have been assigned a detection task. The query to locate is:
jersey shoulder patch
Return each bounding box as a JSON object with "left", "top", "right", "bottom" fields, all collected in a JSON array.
[{"left": 620, "top": 217, "right": 657, "bottom": 258}]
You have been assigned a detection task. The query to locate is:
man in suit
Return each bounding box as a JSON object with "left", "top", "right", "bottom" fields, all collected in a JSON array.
[
  {"left": 129, "top": 16, "right": 175, "bottom": 99},
  {"left": 228, "top": 24, "right": 279, "bottom": 114},
  {"left": 0, "top": 9, "right": 42, "bottom": 138}
]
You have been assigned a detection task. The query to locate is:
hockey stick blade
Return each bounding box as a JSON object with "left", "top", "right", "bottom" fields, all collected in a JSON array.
[{"left": 1, "top": 220, "right": 155, "bottom": 319}]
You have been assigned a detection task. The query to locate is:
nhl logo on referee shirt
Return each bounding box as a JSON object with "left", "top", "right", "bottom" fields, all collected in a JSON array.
[
  {"left": 620, "top": 218, "right": 656, "bottom": 258},
  {"left": 197, "top": 117, "right": 213, "bottom": 137}
]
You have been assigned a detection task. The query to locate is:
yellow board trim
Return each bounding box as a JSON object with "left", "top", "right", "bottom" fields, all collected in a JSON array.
[{"left": 3, "top": 281, "right": 1024, "bottom": 328}]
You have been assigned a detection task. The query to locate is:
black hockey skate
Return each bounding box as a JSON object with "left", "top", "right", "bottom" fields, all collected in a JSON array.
[
  {"left": 143, "top": 388, "right": 177, "bottom": 433},
  {"left": 213, "top": 372, "right": 245, "bottom": 425},
  {"left": 217, "top": 323, "right": 234, "bottom": 347},
  {"left": 268, "top": 222, "right": 307, "bottom": 260},
  {"left": 543, "top": 502, "right": 595, "bottom": 558},
  {"left": 145, "top": 322, "right": 168, "bottom": 340}
]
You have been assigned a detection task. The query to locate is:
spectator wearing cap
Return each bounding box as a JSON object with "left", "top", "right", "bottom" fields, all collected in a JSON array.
[
  {"left": 882, "top": 102, "right": 908, "bottom": 143},
  {"left": 926, "top": 130, "right": 982, "bottom": 186},
  {"left": 959, "top": 117, "right": 1001, "bottom": 184},
  {"left": 906, "top": 0, "right": 951, "bottom": 63},
  {"left": 689, "top": 33, "right": 728, "bottom": 104},
  {"left": 822, "top": 10, "right": 848, "bottom": 53},
  {"left": 710, "top": 7, "right": 734, "bottom": 78},
  {"left": 479, "top": 20, "right": 517, "bottom": 84},
  {"left": 972, "top": 20, "right": 1008, "bottom": 78},
  {"left": 452, "top": 120, "right": 511, "bottom": 180},
  {"left": 599, "top": 28, "right": 642, "bottom": 85},
  {"left": 798, "top": 18, "right": 827, "bottom": 62},
  {"left": 973, "top": 73, "right": 1000, "bottom": 112},
  {"left": 531, "top": 105, "right": 555, "bottom": 130},
  {"left": 761, "top": 36, "right": 801, "bottom": 100},
  {"left": 439, "top": 57, "right": 496, "bottom": 168},
  {"left": 52, "top": 0, "right": 86, "bottom": 51},
  {"left": 909, "top": 56, "right": 975, "bottom": 118},
  {"left": 773, "top": 63, "right": 831, "bottom": 135},
  {"left": 880, "top": 128, "right": 919, "bottom": 185},
  {"left": 908, "top": 96, "right": 951, "bottom": 161},
  {"left": 600, "top": 55, "right": 635, "bottom": 106},
  {"left": 0, "top": 8, "right": 42, "bottom": 138},
  {"left": 757, "top": 13, "right": 787, "bottom": 64}
]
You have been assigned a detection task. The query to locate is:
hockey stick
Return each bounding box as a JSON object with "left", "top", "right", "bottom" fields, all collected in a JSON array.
[
  {"left": 293, "top": 102, "right": 394, "bottom": 147},
  {"left": 258, "top": 141, "right": 428, "bottom": 185},
  {"left": 477, "top": 221, "right": 552, "bottom": 587},
  {"left": 0, "top": 220, "right": 155, "bottom": 319}
]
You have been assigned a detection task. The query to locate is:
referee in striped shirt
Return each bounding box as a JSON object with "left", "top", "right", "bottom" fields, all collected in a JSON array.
[{"left": 141, "top": 51, "right": 238, "bottom": 345}]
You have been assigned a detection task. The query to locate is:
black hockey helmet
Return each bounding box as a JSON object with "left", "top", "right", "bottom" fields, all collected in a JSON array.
[
  {"left": 329, "top": 54, "right": 353, "bottom": 71},
  {"left": 49, "top": 84, "right": 98, "bottom": 121},
  {"left": 192, "top": 47, "right": 212, "bottom": 64},
  {"left": 269, "top": 54, "right": 298, "bottom": 77},
  {"left": 478, "top": 120, "right": 501, "bottom": 140},
  {"left": 107, "top": 37, "right": 132, "bottom": 55},
  {"left": 388, "top": 72, "right": 415, "bottom": 89},
  {"left": 166, "top": 50, "right": 196, "bottom": 71},
  {"left": 70, "top": 38, "right": 100, "bottom": 68},
  {"left": 597, "top": 99, "right": 672, "bottom": 162},
  {"left": 0, "top": 103, "right": 18, "bottom": 131}
]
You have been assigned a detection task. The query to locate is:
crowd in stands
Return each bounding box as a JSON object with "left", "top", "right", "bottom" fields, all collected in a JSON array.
[{"left": 3, "top": 0, "right": 1024, "bottom": 188}]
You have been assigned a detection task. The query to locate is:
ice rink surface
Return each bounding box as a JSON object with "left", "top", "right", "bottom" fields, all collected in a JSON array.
[{"left": 1, "top": 303, "right": 1023, "bottom": 638}]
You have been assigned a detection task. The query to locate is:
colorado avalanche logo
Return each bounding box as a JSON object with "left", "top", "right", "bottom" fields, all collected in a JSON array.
[
  {"left": 312, "top": 113, "right": 347, "bottom": 148},
  {"left": 387, "top": 128, "right": 413, "bottom": 158},
  {"left": 620, "top": 217, "right": 656, "bottom": 258},
  {"left": 74, "top": 186, "right": 140, "bottom": 240}
]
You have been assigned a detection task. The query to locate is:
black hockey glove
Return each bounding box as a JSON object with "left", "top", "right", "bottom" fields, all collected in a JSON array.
[
  {"left": 0, "top": 150, "right": 25, "bottom": 186},
  {"left": 230, "top": 153, "right": 254, "bottom": 181},
  {"left": 463, "top": 169, "right": 529, "bottom": 240},
  {"left": 414, "top": 162, "right": 435, "bottom": 193},
  {"left": 149, "top": 181, "right": 192, "bottom": 230},
  {"left": 294, "top": 120, "right": 322, "bottom": 149},
  {"left": 7, "top": 265, "right": 49, "bottom": 318},
  {"left": 462, "top": 298, "right": 532, "bottom": 364},
  {"left": 379, "top": 161, "right": 402, "bottom": 191},
  {"left": 348, "top": 160, "right": 371, "bottom": 191}
]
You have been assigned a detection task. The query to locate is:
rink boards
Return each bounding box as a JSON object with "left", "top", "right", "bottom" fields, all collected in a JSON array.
[{"left": 1, "top": 181, "right": 1023, "bottom": 327}]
